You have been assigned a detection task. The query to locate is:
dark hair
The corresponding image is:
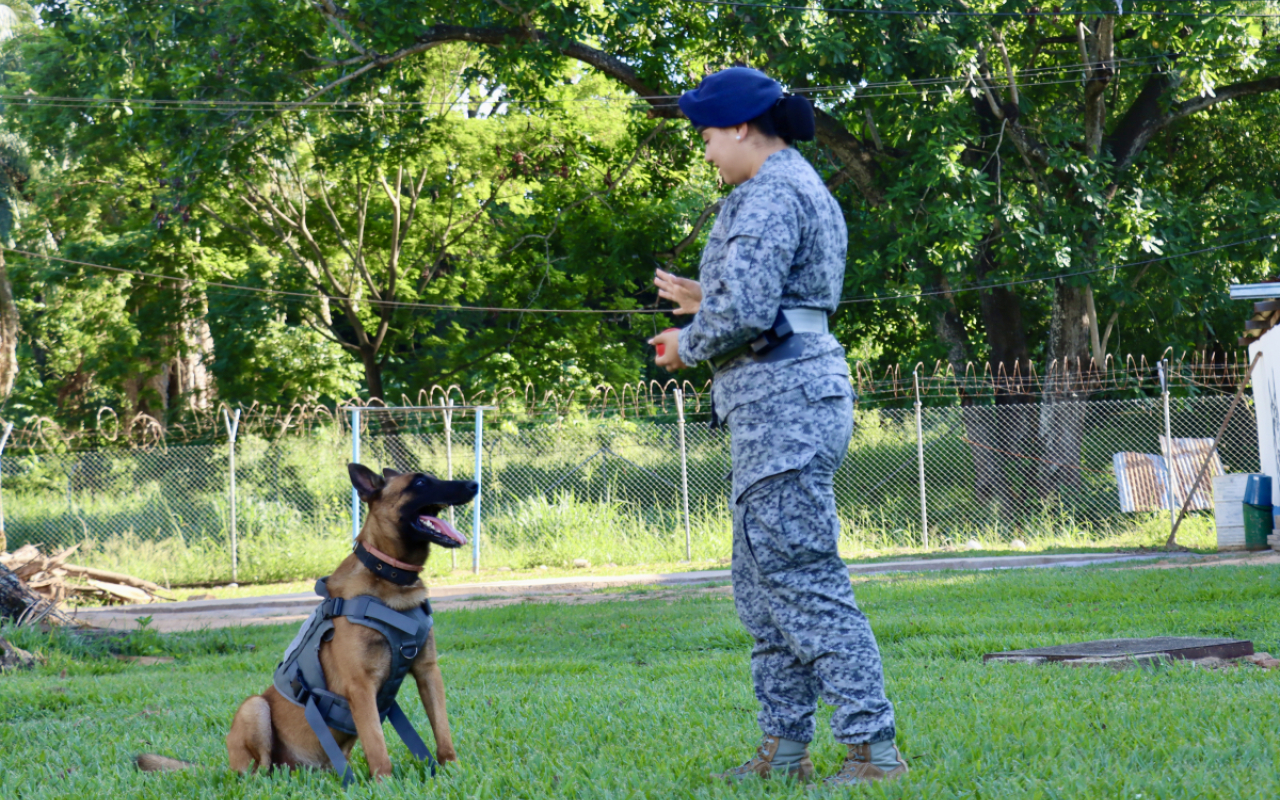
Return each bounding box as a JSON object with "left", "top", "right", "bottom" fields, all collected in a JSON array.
[{"left": 747, "top": 94, "right": 816, "bottom": 144}]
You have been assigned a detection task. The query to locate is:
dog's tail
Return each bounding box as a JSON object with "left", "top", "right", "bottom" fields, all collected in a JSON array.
[{"left": 135, "top": 753, "right": 195, "bottom": 772}]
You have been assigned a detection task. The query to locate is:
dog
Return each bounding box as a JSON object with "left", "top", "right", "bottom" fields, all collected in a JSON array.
[{"left": 137, "top": 463, "right": 478, "bottom": 781}]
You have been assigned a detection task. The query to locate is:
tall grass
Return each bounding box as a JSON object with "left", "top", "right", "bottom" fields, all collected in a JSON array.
[{"left": 0, "top": 412, "right": 1235, "bottom": 586}]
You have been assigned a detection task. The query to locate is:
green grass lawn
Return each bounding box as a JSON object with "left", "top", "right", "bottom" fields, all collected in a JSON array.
[{"left": 4, "top": 562, "right": 1279, "bottom": 799}]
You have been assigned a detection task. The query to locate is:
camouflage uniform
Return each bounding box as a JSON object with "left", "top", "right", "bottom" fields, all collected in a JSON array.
[{"left": 677, "top": 147, "right": 897, "bottom": 745}]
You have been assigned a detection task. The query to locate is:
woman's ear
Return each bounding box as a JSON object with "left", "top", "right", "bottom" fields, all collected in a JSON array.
[{"left": 734, "top": 123, "right": 749, "bottom": 141}]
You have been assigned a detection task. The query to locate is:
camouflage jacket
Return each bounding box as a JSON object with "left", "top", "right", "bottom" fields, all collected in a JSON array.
[{"left": 677, "top": 147, "right": 851, "bottom": 421}]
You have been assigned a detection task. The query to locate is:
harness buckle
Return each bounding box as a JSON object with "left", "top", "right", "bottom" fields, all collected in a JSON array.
[
  {"left": 325, "top": 597, "right": 345, "bottom": 619},
  {"left": 401, "top": 644, "right": 420, "bottom": 660}
]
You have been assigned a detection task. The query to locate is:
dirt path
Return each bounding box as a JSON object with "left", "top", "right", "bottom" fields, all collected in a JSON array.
[
  {"left": 75, "top": 585, "right": 735, "bottom": 633},
  {"left": 1122, "top": 551, "right": 1280, "bottom": 570},
  {"left": 71, "top": 550, "right": 1275, "bottom": 634}
]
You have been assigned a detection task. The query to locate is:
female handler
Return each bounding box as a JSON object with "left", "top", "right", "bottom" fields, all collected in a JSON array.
[{"left": 649, "top": 67, "right": 907, "bottom": 787}]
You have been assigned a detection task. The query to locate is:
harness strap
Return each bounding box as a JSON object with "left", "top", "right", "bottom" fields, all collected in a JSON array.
[
  {"left": 342, "top": 596, "right": 424, "bottom": 636},
  {"left": 387, "top": 700, "right": 438, "bottom": 777},
  {"left": 304, "top": 694, "right": 355, "bottom": 788}
]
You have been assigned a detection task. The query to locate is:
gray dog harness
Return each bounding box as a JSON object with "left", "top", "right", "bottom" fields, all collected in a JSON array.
[{"left": 273, "top": 577, "right": 436, "bottom": 785}]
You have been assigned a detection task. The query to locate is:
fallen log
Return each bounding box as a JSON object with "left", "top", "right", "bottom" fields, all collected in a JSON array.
[
  {"left": 59, "top": 564, "right": 167, "bottom": 595},
  {"left": 85, "top": 579, "right": 154, "bottom": 605},
  {"left": 0, "top": 544, "right": 40, "bottom": 569}
]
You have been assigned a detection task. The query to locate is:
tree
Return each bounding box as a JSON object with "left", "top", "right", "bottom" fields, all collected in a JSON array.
[
  {"left": 3, "top": 0, "right": 702, "bottom": 417},
  {"left": 0, "top": 1, "right": 37, "bottom": 400},
  {"left": 277, "top": 0, "right": 1280, "bottom": 505}
]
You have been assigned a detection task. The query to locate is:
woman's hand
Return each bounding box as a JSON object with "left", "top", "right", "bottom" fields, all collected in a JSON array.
[
  {"left": 648, "top": 328, "right": 688, "bottom": 372},
  {"left": 653, "top": 268, "right": 702, "bottom": 316}
]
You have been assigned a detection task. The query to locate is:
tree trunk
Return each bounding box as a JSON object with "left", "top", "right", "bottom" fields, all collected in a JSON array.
[
  {"left": 0, "top": 250, "right": 19, "bottom": 398},
  {"left": 358, "top": 348, "right": 413, "bottom": 472},
  {"left": 1039, "top": 281, "right": 1093, "bottom": 493},
  {"left": 927, "top": 273, "right": 1012, "bottom": 521},
  {"left": 177, "top": 314, "right": 215, "bottom": 411},
  {"left": 360, "top": 347, "right": 385, "bottom": 403},
  {"left": 974, "top": 234, "right": 1038, "bottom": 512}
]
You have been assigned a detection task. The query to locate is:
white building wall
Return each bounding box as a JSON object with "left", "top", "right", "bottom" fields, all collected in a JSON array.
[{"left": 1248, "top": 325, "right": 1280, "bottom": 487}]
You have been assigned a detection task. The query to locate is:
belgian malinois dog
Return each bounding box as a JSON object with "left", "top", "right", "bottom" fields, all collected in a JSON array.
[{"left": 137, "top": 463, "right": 477, "bottom": 780}]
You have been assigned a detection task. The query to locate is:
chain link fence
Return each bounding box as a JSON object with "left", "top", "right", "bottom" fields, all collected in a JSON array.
[{"left": 0, "top": 393, "right": 1258, "bottom": 586}]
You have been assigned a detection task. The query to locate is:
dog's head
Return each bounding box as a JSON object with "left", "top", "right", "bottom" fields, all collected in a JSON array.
[{"left": 348, "top": 463, "right": 477, "bottom": 549}]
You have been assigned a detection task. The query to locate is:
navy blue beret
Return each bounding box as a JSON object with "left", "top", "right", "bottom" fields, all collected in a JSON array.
[{"left": 678, "top": 67, "right": 783, "bottom": 129}]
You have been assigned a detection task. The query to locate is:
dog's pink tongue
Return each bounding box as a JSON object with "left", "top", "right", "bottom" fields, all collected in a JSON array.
[{"left": 421, "top": 515, "right": 467, "bottom": 546}]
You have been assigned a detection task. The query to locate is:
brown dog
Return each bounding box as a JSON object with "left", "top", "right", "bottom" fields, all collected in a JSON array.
[{"left": 137, "top": 463, "right": 477, "bottom": 781}]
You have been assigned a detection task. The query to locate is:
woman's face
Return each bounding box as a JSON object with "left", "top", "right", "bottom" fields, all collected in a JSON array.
[{"left": 700, "top": 124, "right": 754, "bottom": 185}]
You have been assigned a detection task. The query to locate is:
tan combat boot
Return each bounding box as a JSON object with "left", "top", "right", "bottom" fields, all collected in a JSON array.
[
  {"left": 820, "top": 742, "right": 908, "bottom": 787},
  {"left": 712, "top": 735, "right": 816, "bottom": 783}
]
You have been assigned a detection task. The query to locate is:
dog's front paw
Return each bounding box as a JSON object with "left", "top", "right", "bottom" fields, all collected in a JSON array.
[{"left": 437, "top": 749, "right": 459, "bottom": 764}]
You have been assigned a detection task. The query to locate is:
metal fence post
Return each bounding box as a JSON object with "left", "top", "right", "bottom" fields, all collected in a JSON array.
[
  {"left": 472, "top": 408, "right": 484, "bottom": 574},
  {"left": 1158, "top": 360, "right": 1177, "bottom": 535},
  {"left": 223, "top": 409, "right": 241, "bottom": 583},
  {"left": 675, "top": 389, "right": 692, "bottom": 561},
  {"left": 914, "top": 368, "right": 929, "bottom": 549},
  {"left": 351, "top": 407, "right": 361, "bottom": 542},
  {"left": 0, "top": 421, "right": 13, "bottom": 551},
  {"left": 445, "top": 399, "right": 456, "bottom": 571}
]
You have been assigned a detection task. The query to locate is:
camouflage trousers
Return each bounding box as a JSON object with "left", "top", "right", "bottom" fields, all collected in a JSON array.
[{"left": 727, "top": 383, "right": 897, "bottom": 745}]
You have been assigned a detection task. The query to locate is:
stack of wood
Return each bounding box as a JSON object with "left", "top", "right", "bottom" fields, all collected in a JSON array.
[
  {"left": 0, "top": 544, "right": 174, "bottom": 607},
  {"left": 1240, "top": 299, "right": 1280, "bottom": 346}
]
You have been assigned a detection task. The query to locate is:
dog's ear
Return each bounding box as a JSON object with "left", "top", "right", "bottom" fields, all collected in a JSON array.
[
  {"left": 382, "top": 468, "right": 401, "bottom": 479},
  {"left": 348, "top": 463, "right": 386, "bottom": 502}
]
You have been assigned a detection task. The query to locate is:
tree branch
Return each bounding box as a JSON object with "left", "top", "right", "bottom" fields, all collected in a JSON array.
[
  {"left": 307, "top": 10, "right": 891, "bottom": 207},
  {"left": 655, "top": 199, "right": 723, "bottom": 262},
  {"left": 1110, "top": 73, "right": 1280, "bottom": 172},
  {"left": 813, "top": 110, "right": 883, "bottom": 206},
  {"left": 1084, "top": 17, "right": 1115, "bottom": 160}
]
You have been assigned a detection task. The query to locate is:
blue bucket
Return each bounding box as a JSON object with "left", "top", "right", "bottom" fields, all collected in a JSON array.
[{"left": 1243, "top": 473, "right": 1272, "bottom": 506}]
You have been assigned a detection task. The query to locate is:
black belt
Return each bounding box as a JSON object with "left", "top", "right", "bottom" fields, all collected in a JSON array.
[{"left": 708, "top": 308, "right": 830, "bottom": 372}]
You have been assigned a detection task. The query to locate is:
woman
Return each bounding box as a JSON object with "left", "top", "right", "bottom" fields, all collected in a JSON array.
[{"left": 649, "top": 67, "right": 907, "bottom": 787}]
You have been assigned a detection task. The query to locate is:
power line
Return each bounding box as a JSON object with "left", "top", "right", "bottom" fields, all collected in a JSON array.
[
  {"left": 0, "top": 48, "right": 1259, "bottom": 114},
  {"left": 838, "top": 232, "right": 1279, "bottom": 304},
  {"left": 0, "top": 69, "right": 1231, "bottom": 118},
  {"left": 6, "top": 231, "right": 1276, "bottom": 316},
  {"left": 682, "top": 0, "right": 1280, "bottom": 19},
  {"left": 1, "top": 247, "right": 661, "bottom": 314}
]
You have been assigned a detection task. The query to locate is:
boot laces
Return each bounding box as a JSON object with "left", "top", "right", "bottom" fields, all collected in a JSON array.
[
  {"left": 835, "top": 746, "right": 872, "bottom": 779},
  {"left": 726, "top": 737, "right": 776, "bottom": 773}
]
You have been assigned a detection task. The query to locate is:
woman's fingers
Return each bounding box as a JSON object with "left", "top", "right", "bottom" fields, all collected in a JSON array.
[{"left": 654, "top": 269, "right": 700, "bottom": 315}]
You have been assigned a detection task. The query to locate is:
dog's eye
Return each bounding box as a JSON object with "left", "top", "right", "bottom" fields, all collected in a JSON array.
[{"left": 414, "top": 477, "right": 426, "bottom": 487}]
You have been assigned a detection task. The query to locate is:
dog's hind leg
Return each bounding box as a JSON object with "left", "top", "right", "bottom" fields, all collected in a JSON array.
[{"left": 226, "top": 695, "right": 274, "bottom": 774}]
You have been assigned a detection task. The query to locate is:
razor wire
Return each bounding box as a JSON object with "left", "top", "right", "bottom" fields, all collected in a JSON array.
[{"left": 0, "top": 394, "right": 1259, "bottom": 585}]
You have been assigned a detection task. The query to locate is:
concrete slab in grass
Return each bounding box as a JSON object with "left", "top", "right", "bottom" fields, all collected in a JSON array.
[{"left": 984, "top": 637, "right": 1255, "bottom": 666}]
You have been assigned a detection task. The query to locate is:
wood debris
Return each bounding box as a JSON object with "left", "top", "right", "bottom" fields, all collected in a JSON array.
[
  {"left": 0, "top": 637, "right": 44, "bottom": 670},
  {"left": 0, "top": 543, "right": 174, "bottom": 611}
]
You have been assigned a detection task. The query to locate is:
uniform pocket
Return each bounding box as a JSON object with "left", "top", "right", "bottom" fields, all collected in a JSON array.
[
  {"left": 802, "top": 374, "right": 852, "bottom": 404},
  {"left": 739, "top": 468, "right": 840, "bottom": 575}
]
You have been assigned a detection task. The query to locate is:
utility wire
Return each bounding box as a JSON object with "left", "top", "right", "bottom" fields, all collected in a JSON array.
[
  {"left": 0, "top": 70, "right": 1233, "bottom": 116},
  {"left": 838, "top": 232, "right": 1279, "bottom": 304},
  {"left": 5, "top": 232, "right": 1275, "bottom": 316},
  {"left": 1, "top": 247, "right": 657, "bottom": 314},
  {"left": 681, "top": 0, "right": 1280, "bottom": 19},
  {"left": 0, "top": 49, "right": 1259, "bottom": 113}
]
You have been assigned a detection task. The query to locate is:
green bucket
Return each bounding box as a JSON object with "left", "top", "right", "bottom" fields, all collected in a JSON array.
[{"left": 1242, "top": 502, "right": 1273, "bottom": 551}]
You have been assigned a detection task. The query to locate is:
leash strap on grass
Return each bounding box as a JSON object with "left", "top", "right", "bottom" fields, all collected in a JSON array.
[
  {"left": 305, "top": 695, "right": 355, "bottom": 787},
  {"left": 387, "top": 700, "right": 438, "bottom": 777}
]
